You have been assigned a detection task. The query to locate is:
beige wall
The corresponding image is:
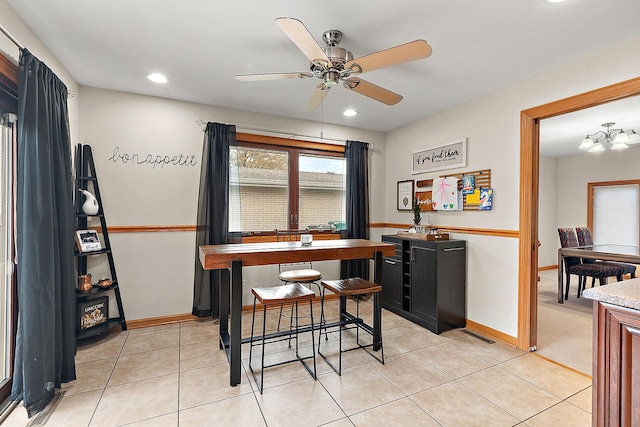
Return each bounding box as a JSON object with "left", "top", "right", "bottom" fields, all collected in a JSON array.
[
  {"left": 78, "top": 86, "right": 386, "bottom": 320},
  {"left": 385, "top": 34, "right": 640, "bottom": 337},
  {"left": 537, "top": 156, "right": 559, "bottom": 268},
  {"left": 537, "top": 146, "right": 640, "bottom": 266}
]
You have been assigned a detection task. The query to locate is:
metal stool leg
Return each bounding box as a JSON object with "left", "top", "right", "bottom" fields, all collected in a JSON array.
[
  {"left": 249, "top": 297, "right": 256, "bottom": 374},
  {"left": 260, "top": 304, "right": 268, "bottom": 392},
  {"left": 309, "top": 299, "right": 317, "bottom": 378}
]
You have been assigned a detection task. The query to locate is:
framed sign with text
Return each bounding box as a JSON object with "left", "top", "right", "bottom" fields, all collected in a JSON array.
[
  {"left": 412, "top": 138, "right": 467, "bottom": 174},
  {"left": 397, "top": 180, "right": 414, "bottom": 211}
]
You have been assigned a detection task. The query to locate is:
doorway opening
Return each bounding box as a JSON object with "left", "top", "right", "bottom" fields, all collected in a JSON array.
[{"left": 518, "top": 76, "right": 640, "bottom": 356}]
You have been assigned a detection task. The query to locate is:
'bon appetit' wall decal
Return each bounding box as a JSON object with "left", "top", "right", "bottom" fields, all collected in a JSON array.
[{"left": 107, "top": 146, "right": 198, "bottom": 169}]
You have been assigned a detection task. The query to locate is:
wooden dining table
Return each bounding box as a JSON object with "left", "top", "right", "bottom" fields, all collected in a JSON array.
[
  {"left": 199, "top": 238, "right": 396, "bottom": 386},
  {"left": 557, "top": 244, "right": 640, "bottom": 303}
]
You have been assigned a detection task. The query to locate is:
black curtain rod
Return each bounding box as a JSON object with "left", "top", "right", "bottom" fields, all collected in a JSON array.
[{"left": 196, "top": 119, "right": 375, "bottom": 147}]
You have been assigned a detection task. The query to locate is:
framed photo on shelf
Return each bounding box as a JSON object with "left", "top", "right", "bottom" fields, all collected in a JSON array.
[
  {"left": 78, "top": 296, "right": 108, "bottom": 331},
  {"left": 397, "top": 180, "right": 414, "bottom": 211},
  {"left": 75, "top": 229, "right": 101, "bottom": 252}
]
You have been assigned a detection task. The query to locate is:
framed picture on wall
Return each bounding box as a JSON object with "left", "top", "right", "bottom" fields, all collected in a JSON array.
[
  {"left": 397, "top": 180, "right": 414, "bottom": 211},
  {"left": 412, "top": 138, "right": 467, "bottom": 174}
]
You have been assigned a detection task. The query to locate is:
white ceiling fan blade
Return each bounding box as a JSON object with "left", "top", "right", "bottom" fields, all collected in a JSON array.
[
  {"left": 344, "top": 78, "right": 403, "bottom": 105},
  {"left": 303, "top": 83, "right": 331, "bottom": 111},
  {"left": 235, "top": 72, "right": 314, "bottom": 81},
  {"left": 345, "top": 40, "right": 432, "bottom": 74},
  {"left": 276, "top": 17, "right": 332, "bottom": 67}
]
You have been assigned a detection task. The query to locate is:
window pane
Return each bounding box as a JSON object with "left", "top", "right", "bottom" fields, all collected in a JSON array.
[
  {"left": 593, "top": 184, "right": 639, "bottom": 246},
  {"left": 0, "top": 118, "right": 12, "bottom": 392},
  {"left": 298, "top": 154, "right": 346, "bottom": 230},
  {"left": 230, "top": 146, "right": 289, "bottom": 232}
]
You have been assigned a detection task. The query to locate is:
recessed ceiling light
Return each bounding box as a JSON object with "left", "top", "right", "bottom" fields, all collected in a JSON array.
[
  {"left": 343, "top": 109, "right": 357, "bottom": 117},
  {"left": 543, "top": 0, "right": 566, "bottom": 3},
  {"left": 147, "top": 73, "right": 168, "bottom": 84}
]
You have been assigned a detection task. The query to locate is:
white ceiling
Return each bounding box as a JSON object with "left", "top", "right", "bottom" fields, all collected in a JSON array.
[
  {"left": 540, "top": 95, "right": 640, "bottom": 157},
  {"left": 5, "top": 0, "right": 640, "bottom": 146}
]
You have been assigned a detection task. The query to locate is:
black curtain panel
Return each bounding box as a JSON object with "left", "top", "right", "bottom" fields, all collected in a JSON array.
[
  {"left": 192, "top": 122, "right": 236, "bottom": 318},
  {"left": 11, "top": 49, "right": 76, "bottom": 416},
  {"left": 341, "top": 140, "right": 370, "bottom": 280}
]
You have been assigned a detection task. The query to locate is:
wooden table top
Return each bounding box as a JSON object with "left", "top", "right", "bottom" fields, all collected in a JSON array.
[
  {"left": 199, "top": 238, "right": 395, "bottom": 270},
  {"left": 560, "top": 244, "right": 640, "bottom": 264}
]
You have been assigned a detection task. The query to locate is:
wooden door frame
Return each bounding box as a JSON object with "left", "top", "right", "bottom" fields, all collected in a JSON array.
[{"left": 518, "top": 76, "right": 640, "bottom": 351}]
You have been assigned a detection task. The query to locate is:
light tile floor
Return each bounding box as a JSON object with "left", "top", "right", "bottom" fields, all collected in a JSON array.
[{"left": 4, "top": 299, "right": 592, "bottom": 427}]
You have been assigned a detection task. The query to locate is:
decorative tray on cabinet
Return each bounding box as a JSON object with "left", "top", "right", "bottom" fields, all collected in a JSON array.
[{"left": 397, "top": 232, "right": 449, "bottom": 241}]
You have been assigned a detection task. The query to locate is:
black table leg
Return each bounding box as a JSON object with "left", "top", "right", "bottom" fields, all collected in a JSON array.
[
  {"left": 557, "top": 249, "right": 564, "bottom": 304},
  {"left": 219, "top": 269, "right": 230, "bottom": 350},
  {"left": 373, "top": 250, "right": 382, "bottom": 351},
  {"left": 374, "top": 250, "right": 382, "bottom": 284},
  {"left": 372, "top": 292, "right": 382, "bottom": 351},
  {"left": 230, "top": 260, "right": 242, "bottom": 386}
]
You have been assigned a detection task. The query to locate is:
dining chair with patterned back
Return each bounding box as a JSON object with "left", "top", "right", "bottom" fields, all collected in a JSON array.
[
  {"left": 557, "top": 228, "right": 624, "bottom": 299},
  {"left": 575, "top": 227, "right": 636, "bottom": 292}
]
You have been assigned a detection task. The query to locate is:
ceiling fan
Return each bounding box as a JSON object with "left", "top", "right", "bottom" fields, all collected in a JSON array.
[{"left": 235, "top": 17, "right": 432, "bottom": 111}]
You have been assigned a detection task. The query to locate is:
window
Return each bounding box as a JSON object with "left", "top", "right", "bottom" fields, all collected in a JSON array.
[
  {"left": 0, "top": 115, "right": 13, "bottom": 406},
  {"left": 230, "top": 145, "right": 289, "bottom": 232},
  {"left": 298, "top": 154, "right": 346, "bottom": 231},
  {"left": 0, "top": 49, "right": 17, "bottom": 407},
  {"left": 230, "top": 136, "right": 346, "bottom": 234},
  {"left": 589, "top": 181, "right": 640, "bottom": 246}
]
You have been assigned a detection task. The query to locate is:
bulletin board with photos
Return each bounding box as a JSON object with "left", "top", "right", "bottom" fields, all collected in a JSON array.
[
  {"left": 415, "top": 168, "right": 492, "bottom": 211},
  {"left": 442, "top": 168, "right": 491, "bottom": 211}
]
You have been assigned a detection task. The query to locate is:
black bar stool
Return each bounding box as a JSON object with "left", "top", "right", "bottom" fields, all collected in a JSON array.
[
  {"left": 318, "top": 277, "right": 384, "bottom": 375},
  {"left": 249, "top": 283, "right": 317, "bottom": 393}
]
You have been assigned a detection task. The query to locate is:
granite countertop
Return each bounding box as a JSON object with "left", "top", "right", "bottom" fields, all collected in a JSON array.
[{"left": 582, "top": 278, "right": 640, "bottom": 311}]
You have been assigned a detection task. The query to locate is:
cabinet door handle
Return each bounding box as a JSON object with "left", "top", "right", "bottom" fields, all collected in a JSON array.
[
  {"left": 385, "top": 259, "right": 398, "bottom": 265},
  {"left": 443, "top": 247, "right": 465, "bottom": 252}
]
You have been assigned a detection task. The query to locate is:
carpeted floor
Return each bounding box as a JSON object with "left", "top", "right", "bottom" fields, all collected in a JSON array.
[{"left": 536, "top": 269, "right": 593, "bottom": 375}]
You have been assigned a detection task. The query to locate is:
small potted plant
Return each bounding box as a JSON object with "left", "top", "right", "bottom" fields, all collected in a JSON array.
[{"left": 412, "top": 196, "right": 421, "bottom": 227}]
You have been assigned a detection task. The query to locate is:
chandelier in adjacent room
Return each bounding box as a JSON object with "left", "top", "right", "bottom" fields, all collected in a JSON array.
[{"left": 579, "top": 122, "right": 640, "bottom": 152}]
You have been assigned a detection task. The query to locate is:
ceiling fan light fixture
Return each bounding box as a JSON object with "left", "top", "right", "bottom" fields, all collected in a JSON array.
[
  {"left": 579, "top": 137, "right": 594, "bottom": 149},
  {"left": 147, "top": 73, "right": 168, "bottom": 84},
  {"left": 343, "top": 109, "right": 357, "bottom": 117},
  {"left": 323, "top": 70, "right": 339, "bottom": 88},
  {"left": 237, "top": 17, "right": 432, "bottom": 111}
]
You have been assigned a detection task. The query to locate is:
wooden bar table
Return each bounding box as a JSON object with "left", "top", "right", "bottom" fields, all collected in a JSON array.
[{"left": 199, "top": 238, "right": 396, "bottom": 386}]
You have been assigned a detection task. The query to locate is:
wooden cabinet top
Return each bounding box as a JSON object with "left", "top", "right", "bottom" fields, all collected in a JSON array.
[{"left": 382, "top": 234, "right": 466, "bottom": 245}]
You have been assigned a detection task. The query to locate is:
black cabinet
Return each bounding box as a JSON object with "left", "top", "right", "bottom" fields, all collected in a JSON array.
[
  {"left": 381, "top": 235, "right": 466, "bottom": 334},
  {"left": 382, "top": 256, "right": 402, "bottom": 311}
]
